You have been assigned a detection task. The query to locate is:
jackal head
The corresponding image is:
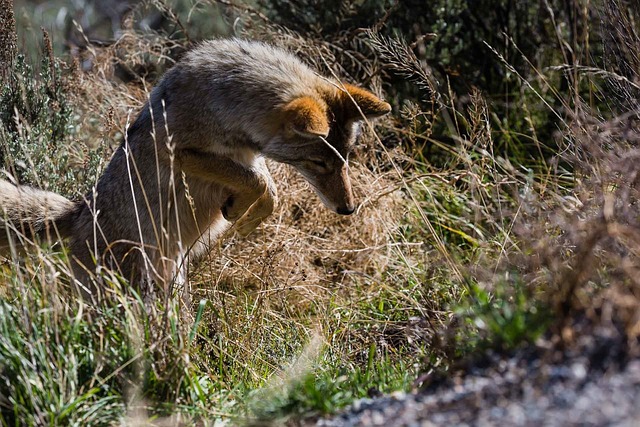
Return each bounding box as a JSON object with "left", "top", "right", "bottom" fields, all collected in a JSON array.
[{"left": 264, "top": 84, "right": 391, "bottom": 215}]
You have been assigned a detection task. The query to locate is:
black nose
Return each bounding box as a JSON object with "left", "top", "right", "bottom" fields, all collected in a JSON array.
[{"left": 336, "top": 206, "right": 355, "bottom": 215}]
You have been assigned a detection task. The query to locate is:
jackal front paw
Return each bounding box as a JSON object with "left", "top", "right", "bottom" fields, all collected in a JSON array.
[
  {"left": 221, "top": 193, "right": 256, "bottom": 223},
  {"left": 221, "top": 175, "right": 268, "bottom": 222},
  {"left": 234, "top": 183, "right": 278, "bottom": 236}
]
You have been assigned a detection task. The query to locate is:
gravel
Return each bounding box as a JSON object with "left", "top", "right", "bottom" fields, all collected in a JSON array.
[{"left": 313, "top": 321, "right": 640, "bottom": 426}]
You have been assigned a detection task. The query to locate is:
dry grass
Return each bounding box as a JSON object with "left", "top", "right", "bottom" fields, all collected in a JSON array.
[{"left": 197, "top": 151, "right": 406, "bottom": 291}]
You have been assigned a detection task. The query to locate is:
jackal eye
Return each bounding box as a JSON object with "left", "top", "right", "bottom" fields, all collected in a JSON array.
[
  {"left": 304, "top": 159, "right": 329, "bottom": 172},
  {"left": 310, "top": 159, "right": 327, "bottom": 168}
]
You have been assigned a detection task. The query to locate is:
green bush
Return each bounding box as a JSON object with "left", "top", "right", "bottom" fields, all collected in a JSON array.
[{"left": 0, "top": 50, "right": 102, "bottom": 198}]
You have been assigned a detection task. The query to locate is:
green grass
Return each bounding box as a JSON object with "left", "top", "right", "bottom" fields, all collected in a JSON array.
[
  {"left": 245, "top": 349, "right": 415, "bottom": 422},
  {"left": 0, "top": 254, "right": 234, "bottom": 425},
  {"left": 0, "top": 256, "right": 425, "bottom": 424}
]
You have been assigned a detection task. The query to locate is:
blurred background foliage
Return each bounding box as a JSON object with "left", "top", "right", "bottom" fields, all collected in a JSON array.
[{"left": 10, "top": 0, "right": 613, "bottom": 168}]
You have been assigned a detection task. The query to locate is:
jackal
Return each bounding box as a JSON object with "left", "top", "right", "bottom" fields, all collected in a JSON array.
[{"left": 0, "top": 38, "right": 391, "bottom": 298}]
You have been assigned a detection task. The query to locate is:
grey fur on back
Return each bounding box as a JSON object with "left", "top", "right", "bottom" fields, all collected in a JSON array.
[{"left": 153, "top": 39, "right": 334, "bottom": 154}]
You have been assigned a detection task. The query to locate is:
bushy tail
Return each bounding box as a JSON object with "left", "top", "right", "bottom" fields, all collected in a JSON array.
[{"left": 0, "top": 180, "right": 77, "bottom": 251}]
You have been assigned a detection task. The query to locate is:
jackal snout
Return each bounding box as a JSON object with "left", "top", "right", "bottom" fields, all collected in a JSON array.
[{"left": 301, "top": 162, "right": 356, "bottom": 215}]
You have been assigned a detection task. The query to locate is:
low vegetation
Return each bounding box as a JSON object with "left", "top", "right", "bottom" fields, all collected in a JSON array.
[{"left": 1, "top": 0, "right": 639, "bottom": 425}]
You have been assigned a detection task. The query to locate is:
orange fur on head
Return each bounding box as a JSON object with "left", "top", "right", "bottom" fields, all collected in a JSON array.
[
  {"left": 342, "top": 84, "right": 392, "bottom": 119},
  {"left": 283, "top": 96, "right": 330, "bottom": 138}
]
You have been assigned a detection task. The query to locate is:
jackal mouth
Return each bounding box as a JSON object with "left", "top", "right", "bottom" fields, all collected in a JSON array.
[
  {"left": 336, "top": 205, "right": 356, "bottom": 215},
  {"left": 306, "top": 181, "right": 356, "bottom": 215}
]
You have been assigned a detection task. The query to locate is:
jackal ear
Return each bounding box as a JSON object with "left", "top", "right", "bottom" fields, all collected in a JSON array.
[
  {"left": 342, "top": 84, "right": 392, "bottom": 119},
  {"left": 282, "top": 96, "right": 330, "bottom": 138}
]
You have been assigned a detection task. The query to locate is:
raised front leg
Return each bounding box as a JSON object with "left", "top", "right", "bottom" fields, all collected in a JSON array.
[
  {"left": 177, "top": 149, "right": 269, "bottom": 223},
  {"left": 234, "top": 158, "right": 278, "bottom": 236}
]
